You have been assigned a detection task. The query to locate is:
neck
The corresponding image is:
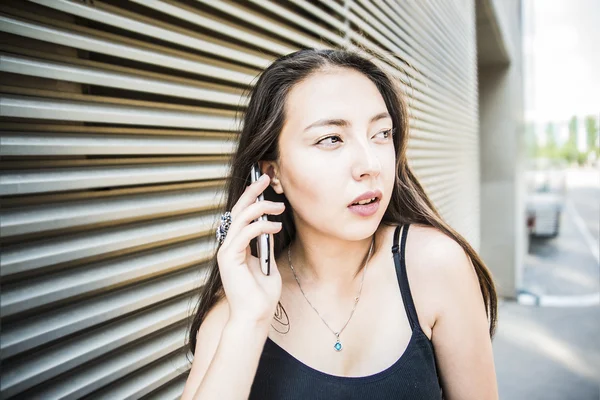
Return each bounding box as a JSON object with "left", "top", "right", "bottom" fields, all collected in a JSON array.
[{"left": 286, "top": 224, "right": 379, "bottom": 293}]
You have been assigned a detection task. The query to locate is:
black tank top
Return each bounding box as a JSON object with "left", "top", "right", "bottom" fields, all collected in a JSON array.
[{"left": 249, "top": 224, "right": 443, "bottom": 399}]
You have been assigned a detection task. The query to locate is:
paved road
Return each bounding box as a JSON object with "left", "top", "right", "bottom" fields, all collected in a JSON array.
[
  {"left": 565, "top": 168, "right": 599, "bottom": 243},
  {"left": 522, "top": 170, "right": 599, "bottom": 297},
  {"left": 493, "top": 168, "right": 600, "bottom": 400}
]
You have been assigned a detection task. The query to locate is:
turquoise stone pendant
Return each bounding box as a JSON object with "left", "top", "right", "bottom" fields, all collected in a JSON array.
[{"left": 334, "top": 333, "right": 343, "bottom": 351}]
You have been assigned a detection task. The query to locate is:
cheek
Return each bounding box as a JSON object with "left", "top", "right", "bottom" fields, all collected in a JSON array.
[
  {"left": 280, "top": 150, "right": 345, "bottom": 217},
  {"left": 284, "top": 155, "right": 337, "bottom": 205},
  {"left": 379, "top": 146, "right": 397, "bottom": 203}
]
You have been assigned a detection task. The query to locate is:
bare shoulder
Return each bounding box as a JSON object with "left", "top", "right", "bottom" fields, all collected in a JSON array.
[
  {"left": 401, "top": 223, "right": 479, "bottom": 335},
  {"left": 180, "top": 295, "right": 230, "bottom": 400},
  {"left": 407, "top": 223, "right": 471, "bottom": 269}
]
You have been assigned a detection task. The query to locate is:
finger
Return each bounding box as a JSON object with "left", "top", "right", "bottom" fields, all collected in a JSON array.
[
  {"left": 231, "top": 173, "right": 271, "bottom": 218},
  {"left": 220, "top": 201, "right": 284, "bottom": 250},
  {"left": 227, "top": 220, "right": 282, "bottom": 260},
  {"left": 227, "top": 201, "right": 285, "bottom": 238}
]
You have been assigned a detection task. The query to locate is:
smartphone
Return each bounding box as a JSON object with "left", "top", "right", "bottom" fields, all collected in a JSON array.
[{"left": 250, "top": 163, "right": 271, "bottom": 276}]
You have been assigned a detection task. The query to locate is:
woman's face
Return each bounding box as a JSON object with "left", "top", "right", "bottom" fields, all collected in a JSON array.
[{"left": 270, "top": 67, "right": 397, "bottom": 240}]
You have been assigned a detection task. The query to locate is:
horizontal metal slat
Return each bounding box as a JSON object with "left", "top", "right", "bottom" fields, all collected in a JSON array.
[
  {"left": 1, "top": 238, "right": 214, "bottom": 317},
  {"left": 408, "top": 103, "right": 475, "bottom": 132},
  {"left": 0, "top": 131, "right": 236, "bottom": 156},
  {"left": 0, "top": 95, "right": 236, "bottom": 131},
  {"left": 409, "top": 164, "right": 464, "bottom": 180},
  {"left": 137, "top": 0, "right": 316, "bottom": 51},
  {"left": 0, "top": 42, "right": 248, "bottom": 102},
  {"left": 18, "top": 323, "right": 189, "bottom": 399},
  {"left": 0, "top": 53, "right": 246, "bottom": 105},
  {"left": 91, "top": 351, "right": 189, "bottom": 400},
  {"left": 1, "top": 83, "right": 239, "bottom": 114},
  {"left": 1, "top": 187, "right": 222, "bottom": 237},
  {"left": 29, "top": 0, "right": 274, "bottom": 69},
  {"left": 1, "top": 267, "right": 204, "bottom": 359},
  {"left": 428, "top": 1, "right": 471, "bottom": 51},
  {"left": 373, "top": 0, "right": 468, "bottom": 84},
  {"left": 144, "top": 374, "right": 188, "bottom": 400},
  {"left": 1, "top": 213, "right": 217, "bottom": 276},
  {"left": 229, "top": 0, "right": 343, "bottom": 48},
  {"left": 0, "top": 122, "right": 237, "bottom": 138},
  {"left": 406, "top": 147, "right": 475, "bottom": 160},
  {"left": 407, "top": 96, "right": 476, "bottom": 131},
  {"left": 0, "top": 13, "right": 257, "bottom": 84},
  {"left": 409, "top": 122, "right": 477, "bottom": 143},
  {"left": 1, "top": 156, "right": 229, "bottom": 170},
  {"left": 0, "top": 94, "right": 237, "bottom": 130},
  {"left": 405, "top": 0, "right": 474, "bottom": 66},
  {"left": 419, "top": 171, "right": 462, "bottom": 191},
  {"left": 422, "top": 181, "right": 466, "bottom": 209},
  {"left": 0, "top": 158, "right": 228, "bottom": 197}
]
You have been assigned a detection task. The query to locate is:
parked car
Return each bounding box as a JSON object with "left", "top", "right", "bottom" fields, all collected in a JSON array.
[{"left": 525, "top": 158, "right": 567, "bottom": 237}]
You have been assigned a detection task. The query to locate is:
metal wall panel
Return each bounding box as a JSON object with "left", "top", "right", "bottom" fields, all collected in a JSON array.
[{"left": 0, "top": 0, "right": 479, "bottom": 397}]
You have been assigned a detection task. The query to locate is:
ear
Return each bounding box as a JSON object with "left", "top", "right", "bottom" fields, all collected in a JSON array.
[{"left": 259, "top": 160, "right": 284, "bottom": 194}]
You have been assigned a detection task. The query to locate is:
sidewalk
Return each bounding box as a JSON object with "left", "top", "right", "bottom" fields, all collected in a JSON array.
[{"left": 493, "top": 300, "right": 599, "bottom": 399}]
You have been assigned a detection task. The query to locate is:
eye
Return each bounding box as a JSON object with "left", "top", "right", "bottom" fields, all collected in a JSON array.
[
  {"left": 375, "top": 128, "right": 395, "bottom": 140},
  {"left": 316, "top": 135, "right": 342, "bottom": 146}
]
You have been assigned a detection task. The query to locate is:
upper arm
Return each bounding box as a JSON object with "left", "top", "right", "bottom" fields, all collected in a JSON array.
[
  {"left": 180, "top": 295, "right": 230, "bottom": 400},
  {"left": 424, "top": 233, "right": 498, "bottom": 400}
]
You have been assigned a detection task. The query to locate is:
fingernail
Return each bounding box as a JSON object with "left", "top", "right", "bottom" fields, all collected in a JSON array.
[{"left": 260, "top": 173, "right": 268, "bottom": 181}]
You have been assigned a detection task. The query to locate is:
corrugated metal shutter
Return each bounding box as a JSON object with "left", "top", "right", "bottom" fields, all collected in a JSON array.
[{"left": 0, "top": 0, "right": 479, "bottom": 398}]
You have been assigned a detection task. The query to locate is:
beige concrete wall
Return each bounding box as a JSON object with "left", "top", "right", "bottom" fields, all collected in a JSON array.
[{"left": 477, "top": 0, "right": 526, "bottom": 298}]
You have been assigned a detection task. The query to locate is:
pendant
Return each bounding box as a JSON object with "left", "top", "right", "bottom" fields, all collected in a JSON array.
[{"left": 334, "top": 333, "right": 343, "bottom": 351}]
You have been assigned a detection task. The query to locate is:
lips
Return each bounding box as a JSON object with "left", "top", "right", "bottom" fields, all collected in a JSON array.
[
  {"left": 349, "top": 189, "right": 383, "bottom": 206},
  {"left": 348, "top": 197, "right": 380, "bottom": 217},
  {"left": 347, "top": 189, "right": 383, "bottom": 217}
]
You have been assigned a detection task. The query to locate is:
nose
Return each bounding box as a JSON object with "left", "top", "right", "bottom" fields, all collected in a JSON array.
[{"left": 351, "top": 140, "right": 382, "bottom": 180}]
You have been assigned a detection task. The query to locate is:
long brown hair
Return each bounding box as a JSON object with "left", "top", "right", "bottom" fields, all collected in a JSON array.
[{"left": 186, "top": 48, "right": 497, "bottom": 359}]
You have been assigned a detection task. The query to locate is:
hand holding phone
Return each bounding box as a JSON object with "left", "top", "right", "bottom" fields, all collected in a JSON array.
[{"left": 215, "top": 165, "right": 285, "bottom": 326}]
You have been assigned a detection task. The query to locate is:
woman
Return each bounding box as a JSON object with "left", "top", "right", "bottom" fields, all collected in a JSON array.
[{"left": 181, "top": 48, "right": 498, "bottom": 399}]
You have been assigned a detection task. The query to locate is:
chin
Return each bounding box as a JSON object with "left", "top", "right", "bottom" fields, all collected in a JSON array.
[{"left": 337, "top": 218, "right": 383, "bottom": 241}]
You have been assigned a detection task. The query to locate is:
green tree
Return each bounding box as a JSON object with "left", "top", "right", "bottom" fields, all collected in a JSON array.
[
  {"left": 541, "top": 121, "right": 560, "bottom": 158},
  {"left": 561, "top": 115, "right": 579, "bottom": 163},
  {"left": 585, "top": 114, "right": 599, "bottom": 156},
  {"left": 568, "top": 115, "right": 578, "bottom": 137}
]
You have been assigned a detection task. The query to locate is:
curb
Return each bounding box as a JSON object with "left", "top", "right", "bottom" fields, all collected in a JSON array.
[{"left": 517, "top": 290, "right": 600, "bottom": 307}]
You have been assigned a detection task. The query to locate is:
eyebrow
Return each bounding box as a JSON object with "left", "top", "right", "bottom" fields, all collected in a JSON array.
[{"left": 303, "top": 112, "right": 392, "bottom": 132}]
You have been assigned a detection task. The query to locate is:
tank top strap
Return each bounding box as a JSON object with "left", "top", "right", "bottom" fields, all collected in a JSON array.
[{"left": 391, "top": 224, "right": 420, "bottom": 331}]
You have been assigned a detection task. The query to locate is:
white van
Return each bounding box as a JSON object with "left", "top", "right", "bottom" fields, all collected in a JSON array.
[{"left": 525, "top": 158, "right": 567, "bottom": 237}]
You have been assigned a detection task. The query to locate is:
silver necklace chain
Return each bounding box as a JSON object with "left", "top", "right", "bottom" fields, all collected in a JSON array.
[{"left": 287, "top": 236, "right": 375, "bottom": 351}]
